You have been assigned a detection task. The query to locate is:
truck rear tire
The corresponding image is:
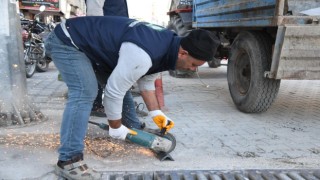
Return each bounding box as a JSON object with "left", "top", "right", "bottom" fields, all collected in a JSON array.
[
  {"left": 167, "top": 14, "right": 194, "bottom": 78},
  {"left": 227, "top": 31, "right": 281, "bottom": 113}
]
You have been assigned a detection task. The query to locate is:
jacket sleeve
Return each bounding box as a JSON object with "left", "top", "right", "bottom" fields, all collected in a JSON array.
[{"left": 103, "top": 42, "right": 152, "bottom": 120}]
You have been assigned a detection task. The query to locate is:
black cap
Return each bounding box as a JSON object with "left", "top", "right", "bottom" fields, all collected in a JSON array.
[{"left": 180, "top": 29, "right": 220, "bottom": 61}]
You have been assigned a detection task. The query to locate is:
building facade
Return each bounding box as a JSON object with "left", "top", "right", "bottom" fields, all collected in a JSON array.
[{"left": 18, "top": 0, "right": 86, "bottom": 23}]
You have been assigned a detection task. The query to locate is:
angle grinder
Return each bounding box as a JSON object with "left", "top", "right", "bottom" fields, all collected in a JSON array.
[{"left": 88, "top": 121, "right": 176, "bottom": 156}]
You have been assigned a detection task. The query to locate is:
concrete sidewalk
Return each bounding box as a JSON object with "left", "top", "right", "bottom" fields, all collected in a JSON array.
[{"left": 0, "top": 63, "right": 320, "bottom": 179}]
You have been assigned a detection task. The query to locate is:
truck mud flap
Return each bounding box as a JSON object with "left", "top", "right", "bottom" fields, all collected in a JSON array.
[{"left": 269, "top": 25, "right": 320, "bottom": 80}]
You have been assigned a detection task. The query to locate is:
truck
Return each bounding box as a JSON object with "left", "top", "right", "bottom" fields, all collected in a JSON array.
[{"left": 167, "top": 0, "right": 320, "bottom": 113}]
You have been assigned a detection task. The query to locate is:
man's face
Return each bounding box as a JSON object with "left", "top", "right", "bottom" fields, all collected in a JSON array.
[{"left": 175, "top": 47, "right": 206, "bottom": 71}]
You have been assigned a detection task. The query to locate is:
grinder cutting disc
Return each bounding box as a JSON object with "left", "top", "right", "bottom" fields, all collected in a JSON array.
[
  {"left": 161, "top": 132, "right": 176, "bottom": 153},
  {"left": 144, "top": 128, "right": 176, "bottom": 153}
]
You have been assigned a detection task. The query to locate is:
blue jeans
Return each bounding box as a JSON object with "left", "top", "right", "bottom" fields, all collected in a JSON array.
[{"left": 45, "top": 32, "right": 142, "bottom": 161}]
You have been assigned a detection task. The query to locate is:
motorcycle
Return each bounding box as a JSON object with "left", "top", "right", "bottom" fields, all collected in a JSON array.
[{"left": 22, "top": 5, "right": 52, "bottom": 78}]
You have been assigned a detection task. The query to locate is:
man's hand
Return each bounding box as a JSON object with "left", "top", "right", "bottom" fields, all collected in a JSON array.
[
  {"left": 150, "top": 110, "right": 174, "bottom": 134},
  {"left": 109, "top": 125, "right": 137, "bottom": 140}
]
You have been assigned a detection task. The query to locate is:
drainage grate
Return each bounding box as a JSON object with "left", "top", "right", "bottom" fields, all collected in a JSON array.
[{"left": 101, "top": 169, "right": 320, "bottom": 180}]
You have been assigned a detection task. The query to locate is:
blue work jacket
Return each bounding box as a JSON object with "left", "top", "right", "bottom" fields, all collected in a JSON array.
[{"left": 54, "top": 16, "right": 181, "bottom": 75}]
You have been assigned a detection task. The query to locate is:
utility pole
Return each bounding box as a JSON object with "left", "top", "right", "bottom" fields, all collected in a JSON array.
[{"left": 0, "top": 0, "right": 46, "bottom": 126}]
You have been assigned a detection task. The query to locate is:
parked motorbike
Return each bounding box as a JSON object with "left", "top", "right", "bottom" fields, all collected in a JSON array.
[{"left": 22, "top": 5, "right": 52, "bottom": 78}]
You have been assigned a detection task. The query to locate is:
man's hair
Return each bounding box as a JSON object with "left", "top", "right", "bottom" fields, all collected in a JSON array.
[{"left": 180, "top": 29, "right": 220, "bottom": 61}]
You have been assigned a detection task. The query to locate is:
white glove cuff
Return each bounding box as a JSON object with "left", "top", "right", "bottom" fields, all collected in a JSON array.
[
  {"left": 109, "top": 125, "right": 129, "bottom": 140},
  {"left": 150, "top": 110, "right": 164, "bottom": 117},
  {"left": 150, "top": 110, "right": 171, "bottom": 122}
]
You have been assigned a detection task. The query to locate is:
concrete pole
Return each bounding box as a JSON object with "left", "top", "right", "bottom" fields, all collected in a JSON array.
[{"left": 0, "top": 0, "right": 46, "bottom": 126}]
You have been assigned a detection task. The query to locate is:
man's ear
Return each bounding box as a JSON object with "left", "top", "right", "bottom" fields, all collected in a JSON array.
[{"left": 178, "top": 47, "right": 189, "bottom": 56}]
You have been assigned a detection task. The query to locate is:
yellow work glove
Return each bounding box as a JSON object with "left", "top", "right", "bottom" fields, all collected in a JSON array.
[
  {"left": 109, "top": 125, "right": 137, "bottom": 140},
  {"left": 150, "top": 110, "right": 174, "bottom": 134}
]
